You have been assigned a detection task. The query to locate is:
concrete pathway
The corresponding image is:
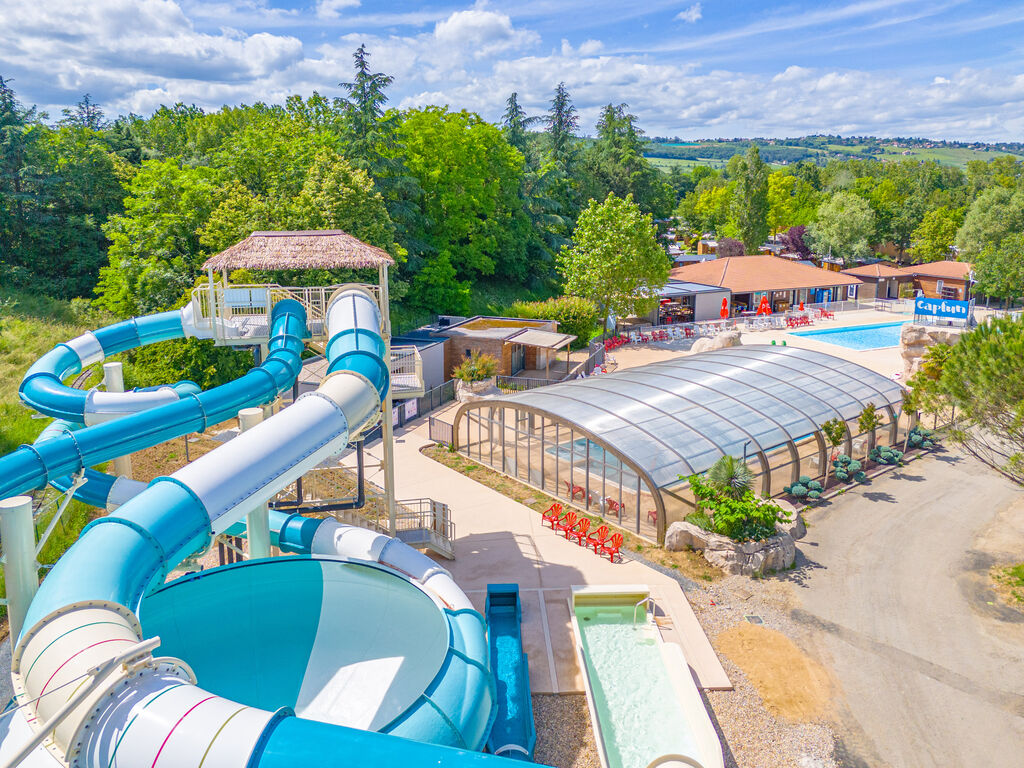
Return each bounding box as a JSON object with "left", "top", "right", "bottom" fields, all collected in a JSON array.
[
  {"left": 343, "top": 418, "right": 731, "bottom": 692},
  {"left": 785, "top": 448, "right": 1024, "bottom": 768}
]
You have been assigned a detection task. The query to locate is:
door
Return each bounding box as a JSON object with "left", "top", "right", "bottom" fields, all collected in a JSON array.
[{"left": 510, "top": 343, "right": 526, "bottom": 374}]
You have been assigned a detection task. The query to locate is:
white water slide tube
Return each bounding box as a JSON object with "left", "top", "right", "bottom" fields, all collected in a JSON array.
[{"left": 0, "top": 287, "right": 504, "bottom": 768}]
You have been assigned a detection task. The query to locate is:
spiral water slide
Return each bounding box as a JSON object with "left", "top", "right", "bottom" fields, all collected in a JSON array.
[{"left": 0, "top": 287, "right": 503, "bottom": 767}]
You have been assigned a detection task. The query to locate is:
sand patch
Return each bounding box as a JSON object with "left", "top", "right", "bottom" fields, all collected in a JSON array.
[
  {"left": 714, "top": 622, "right": 832, "bottom": 722},
  {"left": 532, "top": 694, "right": 600, "bottom": 768}
]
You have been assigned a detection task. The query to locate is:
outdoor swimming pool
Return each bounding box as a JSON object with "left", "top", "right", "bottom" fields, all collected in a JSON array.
[{"left": 790, "top": 321, "right": 907, "bottom": 351}]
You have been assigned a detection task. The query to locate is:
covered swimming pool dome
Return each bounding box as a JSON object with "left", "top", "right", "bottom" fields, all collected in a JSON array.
[{"left": 452, "top": 345, "right": 905, "bottom": 542}]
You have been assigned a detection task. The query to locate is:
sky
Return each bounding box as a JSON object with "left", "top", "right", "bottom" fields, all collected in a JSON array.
[{"left": 3, "top": 0, "right": 1024, "bottom": 141}]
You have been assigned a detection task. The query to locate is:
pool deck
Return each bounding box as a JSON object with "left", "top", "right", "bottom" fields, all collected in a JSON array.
[{"left": 341, "top": 420, "right": 733, "bottom": 693}]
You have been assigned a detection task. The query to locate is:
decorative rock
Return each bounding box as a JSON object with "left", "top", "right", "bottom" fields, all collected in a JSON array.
[
  {"left": 455, "top": 376, "right": 500, "bottom": 402},
  {"left": 773, "top": 498, "right": 806, "bottom": 540},
  {"left": 664, "top": 521, "right": 797, "bottom": 576},
  {"left": 901, "top": 324, "right": 964, "bottom": 378},
  {"left": 690, "top": 329, "right": 743, "bottom": 354}
]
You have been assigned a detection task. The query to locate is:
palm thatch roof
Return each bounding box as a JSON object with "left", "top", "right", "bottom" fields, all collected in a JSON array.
[{"left": 202, "top": 230, "right": 394, "bottom": 271}]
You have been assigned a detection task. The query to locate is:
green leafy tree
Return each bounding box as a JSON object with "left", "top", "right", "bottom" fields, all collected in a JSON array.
[
  {"left": 955, "top": 186, "right": 1024, "bottom": 258},
  {"left": 59, "top": 94, "right": 108, "bottom": 130},
  {"left": 937, "top": 316, "right": 1024, "bottom": 486},
  {"left": 911, "top": 206, "right": 963, "bottom": 263},
  {"left": 411, "top": 252, "right": 470, "bottom": 314},
  {"left": 858, "top": 402, "right": 884, "bottom": 452},
  {"left": 809, "top": 191, "right": 875, "bottom": 264},
  {"left": 509, "top": 296, "right": 600, "bottom": 348},
  {"left": 821, "top": 417, "right": 848, "bottom": 487},
  {"left": 767, "top": 172, "right": 797, "bottom": 236},
  {"left": 558, "top": 193, "right": 669, "bottom": 333},
  {"left": 501, "top": 92, "right": 539, "bottom": 160},
  {"left": 972, "top": 233, "right": 1024, "bottom": 306},
  {"left": 730, "top": 145, "right": 770, "bottom": 252},
  {"left": 399, "top": 107, "right": 530, "bottom": 284},
  {"left": 688, "top": 473, "right": 789, "bottom": 543}
]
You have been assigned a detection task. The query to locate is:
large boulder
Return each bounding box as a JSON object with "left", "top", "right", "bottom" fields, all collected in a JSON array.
[
  {"left": 690, "top": 329, "right": 742, "bottom": 354},
  {"left": 665, "top": 520, "right": 796, "bottom": 576},
  {"left": 455, "top": 376, "right": 500, "bottom": 403},
  {"left": 901, "top": 324, "right": 963, "bottom": 378}
]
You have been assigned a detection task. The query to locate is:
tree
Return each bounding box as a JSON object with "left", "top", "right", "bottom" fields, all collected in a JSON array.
[
  {"left": 779, "top": 225, "right": 811, "bottom": 258},
  {"left": 399, "top": 107, "right": 531, "bottom": 284},
  {"left": 558, "top": 193, "right": 669, "bottom": 333},
  {"left": 821, "top": 417, "right": 848, "bottom": 488},
  {"left": 910, "top": 206, "right": 962, "bottom": 263},
  {"left": 935, "top": 316, "right": 1024, "bottom": 486},
  {"left": 857, "top": 402, "right": 884, "bottom": 452},
  {"left": 717, "top": 237, "right": 745, "bottom": 258},
  {"left": 956, "top": 186, "right": 1024, "bottom": 259},
  {"left": 60, "top": 94, "right": 107, "bottom": 130},
  {"left": 730, "top": 145, "right": 769, "bottom": 252},
  {"left": 809, "top": 191, "right": 875, "bottom": 264},
  {"left": 501, "top": 92, "right": 539, "bottom": 159},
  {"left": 972, "top": 233, "right": 1024, "bottom": 306},
  {"left": 544, "top": 82, "right": 578, "bottom": 166},
  {"left": 767, "top": 171, "right": 797, "bottom": 235}
]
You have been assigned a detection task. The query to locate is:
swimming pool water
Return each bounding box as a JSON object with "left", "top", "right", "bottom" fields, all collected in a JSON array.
[
  {"left": 575, "top": 604, "right": 699, "bottom": 768},
  {"left": 546, "top": 438, "right": 637, "bottom": 486},
  {"left": 789, "top": 321, "right": 907, "bottom": 351}
]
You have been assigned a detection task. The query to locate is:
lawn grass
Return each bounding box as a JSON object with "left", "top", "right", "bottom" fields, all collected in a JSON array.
[
  {"left": 421, "top": 444, "right": 722, "bottom": 583},
  {"left": 992, "top": 563, "right": 1024, "bottom": 608}
]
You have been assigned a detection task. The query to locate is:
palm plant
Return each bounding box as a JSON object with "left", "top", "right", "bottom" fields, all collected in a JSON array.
[{"left": 706, "top": 455, "right": 755, "bottom": 500}]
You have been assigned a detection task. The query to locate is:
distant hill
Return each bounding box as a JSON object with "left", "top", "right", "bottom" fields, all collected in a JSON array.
[{"left": 644, "top": 134, "right": 1024, "bottom": 170}]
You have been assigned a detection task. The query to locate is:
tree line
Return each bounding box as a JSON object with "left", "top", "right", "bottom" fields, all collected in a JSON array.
[
  {"left": 671, "top": 144, "right": 1024, "bottom": 302},
  {"left": 3, "top": 45, "right": 1022, "bottom": 330}
]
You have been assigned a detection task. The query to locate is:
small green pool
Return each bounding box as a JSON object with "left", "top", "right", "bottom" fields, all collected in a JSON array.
[{"left": 575, "top": 604, "right": 699, "bottom": 768}]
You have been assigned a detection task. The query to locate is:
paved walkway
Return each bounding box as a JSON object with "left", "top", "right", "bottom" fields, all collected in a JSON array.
[
  {"left": 342, "top": 418, "right": 731, "bottom": 693},
  {"left": 786, "top": 448, "right": 1024, "bottom": 767}
]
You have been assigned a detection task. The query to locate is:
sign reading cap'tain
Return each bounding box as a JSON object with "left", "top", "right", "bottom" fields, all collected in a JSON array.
[{"left": 914, "top": 296, "right": 972, "bottom": 321}]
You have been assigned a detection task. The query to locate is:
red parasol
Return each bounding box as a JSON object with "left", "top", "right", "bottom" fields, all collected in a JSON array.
[
  {"left": 719, "top": 297, "right": 729, "bottom": 319},
  {"left": 756, "top": 295, "right": 772, "bottom": 315}
]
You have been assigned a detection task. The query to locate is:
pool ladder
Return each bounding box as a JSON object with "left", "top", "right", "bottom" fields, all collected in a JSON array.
[{"left": 633, "top": 597, "right": 660, "bottom": 625}]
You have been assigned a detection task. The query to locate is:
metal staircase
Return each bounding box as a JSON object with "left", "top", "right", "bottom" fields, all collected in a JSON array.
[{"left": 188, "top": 282, "right": 424, "bottom": 399}]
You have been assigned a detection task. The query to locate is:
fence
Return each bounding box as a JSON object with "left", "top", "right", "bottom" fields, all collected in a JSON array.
[
  {"left": 415, "top": 379, "right": 456, "bottom": 415},
  {"left": 495, "top": 375, "right": 561, "bottom": 394},
  {"left": 429, "top": 416, "right": 454, "bottom": 446}
]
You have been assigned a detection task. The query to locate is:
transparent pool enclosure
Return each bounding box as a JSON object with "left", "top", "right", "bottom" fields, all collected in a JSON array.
[{"left": 453, "top": 346, "right": 906, "bottom": 543}]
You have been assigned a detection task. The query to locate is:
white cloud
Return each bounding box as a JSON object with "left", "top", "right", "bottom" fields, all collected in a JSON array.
[
  {"left": 434, "top": 8, "right": 540, "bottom": 58},
  {"left": 315, "top": 0, "right": 361, "bottom": 21},
  {"left": 675, "top": 3, "right": 702, "bottom": 24}
]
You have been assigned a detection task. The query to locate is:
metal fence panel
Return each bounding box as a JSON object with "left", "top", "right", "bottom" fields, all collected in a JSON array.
[{"left": 429, "top": 417, "right": 454, "bottom": 446}]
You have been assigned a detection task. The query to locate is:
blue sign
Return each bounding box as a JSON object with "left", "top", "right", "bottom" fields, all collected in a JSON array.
[{"left": 914, "top": 296, "right": 972, "bottom": 320}]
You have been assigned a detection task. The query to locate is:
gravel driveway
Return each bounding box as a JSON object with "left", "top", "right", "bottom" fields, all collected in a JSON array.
[{"left": 785, "top": 447, "right": 1024, "bottom": 768}]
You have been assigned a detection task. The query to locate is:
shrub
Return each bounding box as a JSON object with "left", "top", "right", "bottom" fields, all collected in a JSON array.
[
  {"left": 835, "top": 469, "right": 850, "bottom": 481},
  {"left": 782, "top": 485, "right": 792, "bottom": 494},
  {"left": 798, "top": 475, "right": 812, "bottom": 486},
  {"left": 790, "top": 484, "right": 809, "bottom": 498},
  {"left": 685, "top": 511, "right": 713, "bottom": 531},
  {"left": 807, "top": 490, "right": 821, "bottom": 500},
  {"left": 688, "top": 473, "right": 790, "bottom": 542},
  {"left": 869, "top": 445, "right": 903, "bottom": 465},
  {"left": 807, "top": 480, "right": 822, "bottom": 491},
  {"left": 853, "top": 471, "right": 867, "bottom": 483},
  {"left": 508, "top": 296, "right": 600, "bottom": 348},
  {"left": 452, "top": 351, "right": 499, "bottom": 383},
  {"left": 847, "top": 460, "right": 862, "bottom": 472}
]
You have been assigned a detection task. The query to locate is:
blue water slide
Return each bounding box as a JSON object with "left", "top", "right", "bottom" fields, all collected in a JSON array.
[
  {"left": 3, "top": 286, "right": 511, "bottom": 768},
  {"left": 485, "top": 583, "right": 537, "bottom": 760}
]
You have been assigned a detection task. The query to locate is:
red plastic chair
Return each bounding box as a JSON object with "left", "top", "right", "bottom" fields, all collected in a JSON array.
[
  {"left": 587, "top": 525, "right": 610, "bottom": 552},
  {"left": 563, "top": 481, "right": 586, "bottom": 500},
  {"left": 601, "top": 533, "right": 624, "bottom": 562},
  {"left": 647, "top": 509, "right": 658, "bottom": 526},
  {"left": 542, "top": 502, "right": 564, "bottom": 528},
  {"left": 567, "top": 517, "right": 591, "bottom": 544},
  {"left": 604, "top": 497, "right": 621, "bottom": 514},
  {"left": 556, "top": 510, "right": 578, "bottom": 536}
]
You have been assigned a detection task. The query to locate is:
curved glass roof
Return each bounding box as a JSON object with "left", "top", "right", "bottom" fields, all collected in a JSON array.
[{"left": 488, "top": 345, "right": 904, "bottom": 488}]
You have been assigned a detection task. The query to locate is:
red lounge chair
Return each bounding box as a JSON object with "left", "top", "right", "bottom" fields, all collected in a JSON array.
[
  {"left": 604, "top": 497, "right": 621, "bottom": 514},
  {"left": 556, "top": 510, "right": 578, "bottom": 536},
  {"left": 567, "top": 517, "right": 591, "bottom": 544},
  {"left": 601, "top": 533, "right": 624, "bottom": 562},
  {"left": 542, "top": 502, "right": 564, "bottom": 528},
  {"left": 587, "top": 525, "right": 610, "bottom": 552}
]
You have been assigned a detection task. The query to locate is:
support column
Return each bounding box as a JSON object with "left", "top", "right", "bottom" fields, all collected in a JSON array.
[
  {"left": 379, "top": 264, "right": 398, "bottom": 535},
  {"left": 239, "top": 408, "right": 271, "bottom": 559},
  {"left": 103, "top": 362, "right": 133, "bottom": 480},
  {"left": 0, "top": 496, "right": 38, "bottom": 641}
]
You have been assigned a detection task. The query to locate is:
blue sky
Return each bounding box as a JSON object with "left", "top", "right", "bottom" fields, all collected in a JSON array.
[{"left": 3, "top": 0, "right": 1024, "bottom": 140}]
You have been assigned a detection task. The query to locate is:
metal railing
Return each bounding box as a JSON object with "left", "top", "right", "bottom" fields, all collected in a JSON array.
[
  {"left": 415, "top": 379, "right": 456, "bottom": 416},
  {"left": 389, "top": 345, "right": 425, "bottom": 398},
  {"left": 429, "top": 417, "right": 454, "bottom": 446},
  {"left": 495, "top": 375, "right": 561, "bottom": 393},
  {"left": 189, "top": 282, "right": 382, "bottom": 344},
  {"left": 394, "top": 497, "right": 456, "bottom": 558}
]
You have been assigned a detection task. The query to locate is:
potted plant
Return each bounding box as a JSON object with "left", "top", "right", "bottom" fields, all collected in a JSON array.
[{"left": 453, "top": 351, "right": 500, "bottom": 401}]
